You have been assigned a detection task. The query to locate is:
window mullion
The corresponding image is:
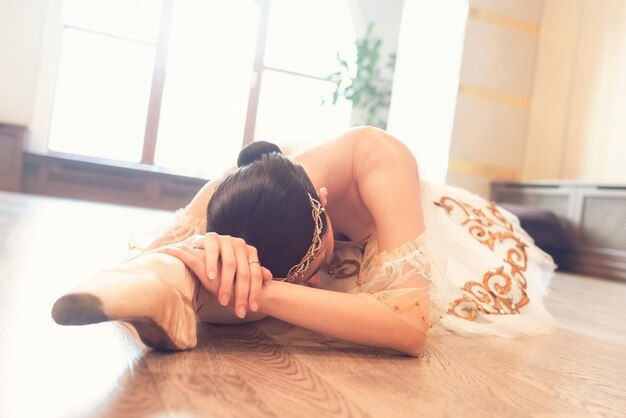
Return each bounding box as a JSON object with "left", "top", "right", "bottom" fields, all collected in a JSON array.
[
  {"left": 141, "top": 0, "right": 174, "bottom": 165},
  {"left": 263, "top": 65, "right": 330, "bottom": 82},
  {"left": 63, "top": 24, "right": 157, "bottom": 46},
  {"left": 242, "top": 0, "right": 271, "bottom": 147}
]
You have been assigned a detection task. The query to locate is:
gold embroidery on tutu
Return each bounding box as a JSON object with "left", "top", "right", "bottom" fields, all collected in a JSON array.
[
  {"left": 324, "top": 255, "right": 361, "bottom": 279},
  {"left": 372, "top": 293, "right": 422, "bottom": 313},
  {"left": 435, "top": 197, "right": 530, "bottom": 321},
  {"left": 355, "top": 231, "right": 444, "bottom": 329}
]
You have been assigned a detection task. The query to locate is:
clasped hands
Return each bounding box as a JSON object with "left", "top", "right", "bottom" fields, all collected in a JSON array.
[{"left": 159, "top": 233, "right": 274, "bottom": 319}]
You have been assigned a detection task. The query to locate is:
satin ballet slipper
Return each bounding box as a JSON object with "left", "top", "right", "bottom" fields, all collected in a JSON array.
[{"left": 51, "top": 253, "right": 200, "bottom": 351}]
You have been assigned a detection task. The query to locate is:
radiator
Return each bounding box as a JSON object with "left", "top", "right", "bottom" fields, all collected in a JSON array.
[{"left": 491, "top": 181, "right": 626, "bottom": 281}]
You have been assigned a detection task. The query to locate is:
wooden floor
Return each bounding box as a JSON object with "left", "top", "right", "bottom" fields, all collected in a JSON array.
[{"left": 1, "top": 191, "right": 625, "bottom": 418}]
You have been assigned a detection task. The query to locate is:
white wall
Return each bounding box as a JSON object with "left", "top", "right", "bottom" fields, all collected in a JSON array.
[
  {"left": 524, "top": 0, "right": 626, "bottom": 183},
  {"left": 0, "top": 0, "right": 48, "bottom": 126},
  {"left": 445, "top": 0, "right": 543, "bottom": 197}
]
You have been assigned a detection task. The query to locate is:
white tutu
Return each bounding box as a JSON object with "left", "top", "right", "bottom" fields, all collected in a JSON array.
[
  {"left": 425, "top": 182, "right": 556, "bottom": 336},
  {"left": 317, "top": 181, "right": 556, "bottom": 337}
]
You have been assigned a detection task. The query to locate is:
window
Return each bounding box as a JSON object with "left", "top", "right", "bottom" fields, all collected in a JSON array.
[
  {"left": 46, "top": 0, "right": 355, "bottom": 179},
  {"left": 48, "top": 0, "right": 162, "bottom": 162},
  {"left": 154, "top": 0, "right": 260, "bottom": 178},
  {"left": 254, "top": 0, "right": 353, "bottom": 147}
]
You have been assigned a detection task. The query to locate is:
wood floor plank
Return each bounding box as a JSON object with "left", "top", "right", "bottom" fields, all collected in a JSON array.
[
  {"left": 190, "top": 324, "right": 370, "bottom": 418},
  {"left": 94, "top": 362, "right": 172, "bottom": 418}
]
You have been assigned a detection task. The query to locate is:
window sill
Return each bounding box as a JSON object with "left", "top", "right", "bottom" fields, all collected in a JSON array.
[
  {"left": 19, "top": 151, "right": 209, "bottom": 210},
  {"left": 25, "top": 151, "right": 211, "bottom": 181}
]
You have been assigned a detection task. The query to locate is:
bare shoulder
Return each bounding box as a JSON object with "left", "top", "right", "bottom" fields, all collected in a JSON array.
[
  {"left": 294, "top": 125, "right": 417, "bottom": 180},
  {"left": 352, "top": 127, "right": 425, "bottom": 252},
  {"left": 353, "top": 126, "right": 417, "bottom": 172},
  {"left": 288, "top": 128, "right": 371, "bottom": 195},
  {"left": 291, "top": 127, "right": 366, "bottom": 162}
]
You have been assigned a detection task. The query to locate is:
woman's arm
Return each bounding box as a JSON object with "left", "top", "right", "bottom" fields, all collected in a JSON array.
[
  {"left": 354, "top": 127, "right": 426, "bottom": 252},
  {"left": 164, "top": 240, "right": 426, "bottom": 356},
  {"left": 259, "top": 280, "right": 426, "bottom": 357}
]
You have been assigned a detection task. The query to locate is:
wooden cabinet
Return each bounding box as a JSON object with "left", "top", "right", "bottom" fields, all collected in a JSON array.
[{"left": 0, "top": 123, "right": 26, "bottom": 192}]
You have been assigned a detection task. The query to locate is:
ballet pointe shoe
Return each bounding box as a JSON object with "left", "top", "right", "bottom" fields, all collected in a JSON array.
[{"left": 51, "top": 253, "right": 199, "bottom": 351}]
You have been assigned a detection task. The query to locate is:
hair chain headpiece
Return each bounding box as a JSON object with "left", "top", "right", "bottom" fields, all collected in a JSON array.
[{"left": 276, "top": 193, "right": 325, "bottom": 283}]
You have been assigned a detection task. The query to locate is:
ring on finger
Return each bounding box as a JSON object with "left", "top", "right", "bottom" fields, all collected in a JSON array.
[{"left": 248, "top": 260, "right": 260, "bottom": 265}]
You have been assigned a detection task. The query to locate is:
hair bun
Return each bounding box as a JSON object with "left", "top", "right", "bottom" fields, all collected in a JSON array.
[{"left": 237, "top": 141, "right": 282, "bottom": 167}]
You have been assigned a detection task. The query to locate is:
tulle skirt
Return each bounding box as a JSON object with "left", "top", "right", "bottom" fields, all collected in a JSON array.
[{"left": 422, "top": 181, "right": 556, "bottom": 337}]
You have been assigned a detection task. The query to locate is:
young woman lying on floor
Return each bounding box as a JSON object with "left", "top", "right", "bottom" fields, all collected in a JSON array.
[{"left": 52, "top": 127, "right": 555, "bottom": 357}]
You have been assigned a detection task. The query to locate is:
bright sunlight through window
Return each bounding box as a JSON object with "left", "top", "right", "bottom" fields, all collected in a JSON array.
[{"left": 47, "top": 0, "right": 356, "bottom": 178}]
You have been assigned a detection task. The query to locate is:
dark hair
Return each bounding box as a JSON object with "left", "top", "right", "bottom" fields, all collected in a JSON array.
[{"left": 206, "top": 141, "right": 328, "bottom": 278}]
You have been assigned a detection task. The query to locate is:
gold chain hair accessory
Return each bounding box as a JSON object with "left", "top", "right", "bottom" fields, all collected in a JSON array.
[{"left": 276, "top": 193, "right": 325, "bottom": 283}]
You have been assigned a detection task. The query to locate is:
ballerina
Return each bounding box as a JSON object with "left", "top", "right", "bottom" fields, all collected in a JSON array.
[{"left": 52, "top": 127, "right": 555, "bottom": 356}]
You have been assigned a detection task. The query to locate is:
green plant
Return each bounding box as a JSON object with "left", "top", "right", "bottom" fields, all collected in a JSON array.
[{"left": 324, "top": 22, "right": 396, "bottom": 129}]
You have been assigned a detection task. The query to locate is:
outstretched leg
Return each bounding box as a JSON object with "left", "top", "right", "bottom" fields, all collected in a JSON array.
[{"left": 52, "top": 252, "right": 200, "bottom": 351}]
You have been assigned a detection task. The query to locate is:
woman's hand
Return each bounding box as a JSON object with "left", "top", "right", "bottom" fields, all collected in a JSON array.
[{"left": 159, "top": 234, "right": 273, "bottom": 318}]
